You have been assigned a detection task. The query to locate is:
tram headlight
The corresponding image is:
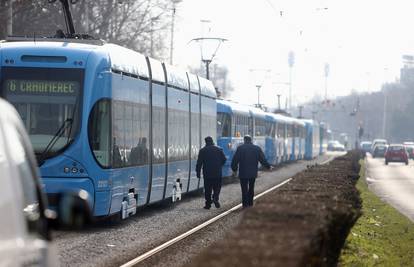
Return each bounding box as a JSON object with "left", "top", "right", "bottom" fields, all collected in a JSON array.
[{"left": 64, "top": 167, "right": 70, "bottom": 173}]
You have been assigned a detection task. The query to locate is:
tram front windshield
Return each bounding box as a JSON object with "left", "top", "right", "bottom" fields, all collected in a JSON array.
[{"left": 0, "top": 67, "right": 83, "bottom": 160}]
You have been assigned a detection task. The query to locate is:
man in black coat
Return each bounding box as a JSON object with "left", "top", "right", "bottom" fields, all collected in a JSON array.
[
  {"left": 231, "top": 135, "right": 271, "bottom": 208},
  {"left": 196, "top": 136, "right": 226, "bottom": 209}
]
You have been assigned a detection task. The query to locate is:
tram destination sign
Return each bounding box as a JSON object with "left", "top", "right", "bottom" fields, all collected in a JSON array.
[{"left": 5, "top": 79, "right": 79, "bottom": 96}]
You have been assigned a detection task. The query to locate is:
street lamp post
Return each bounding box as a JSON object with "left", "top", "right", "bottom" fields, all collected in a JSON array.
[
  {"left": 202, "top": 59, "right": 212, "bottom": 79},
  {"left": 190, "top": 37, "right": 227, "bottom": 80},
  {"left": 249, "top": 69, "right": 270, "bottom": 109}
]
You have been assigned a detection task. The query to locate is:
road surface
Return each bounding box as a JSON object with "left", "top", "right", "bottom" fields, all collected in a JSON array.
[{"left": 365, "top": 154, "right": 414, "bottom": 222}]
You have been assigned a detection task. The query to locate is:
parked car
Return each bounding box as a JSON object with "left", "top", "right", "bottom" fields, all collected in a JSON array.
[
  {"left": 360, "top": 141, "right": 372, "bottom": 153},
  {"left": 0, "top": 98, "right": 91, "bottom": 266},
  {"left": 328, "top": 140, "right": 345, "bottom": 151},
  {"left": 372, "top": 144, "right": 388, "bottom": 158},
  {"left": 385, "top": 144, "right": 409, "bottom": 165}
]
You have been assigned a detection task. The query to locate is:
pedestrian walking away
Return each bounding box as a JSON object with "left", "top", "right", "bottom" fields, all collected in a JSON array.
[
  {"left": 231, "top": 135, "right": 271, "bottom": 208},
  {"left": 196, "top": 136, "right": 226, "bottom": 209}
]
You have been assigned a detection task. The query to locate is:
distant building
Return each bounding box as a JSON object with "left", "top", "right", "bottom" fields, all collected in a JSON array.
[{"left": 400, "top": 55, "right": 414, "bottom": 86}]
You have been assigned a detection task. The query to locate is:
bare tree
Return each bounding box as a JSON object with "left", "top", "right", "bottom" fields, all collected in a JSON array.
[{"left": 1, "top": 0, "right": 174, "bottom": 60}]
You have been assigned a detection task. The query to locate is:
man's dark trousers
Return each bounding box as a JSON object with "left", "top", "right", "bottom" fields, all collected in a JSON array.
[
  {"left": 204, "top": 178, "right": 221, "bottom": 206},
  {"left": 240, "top": 178, "right": 255, "bottom": 207}
]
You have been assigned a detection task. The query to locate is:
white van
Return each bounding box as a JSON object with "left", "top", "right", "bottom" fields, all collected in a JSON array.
[{"left": 0, "top": 98, "right": 90, "bottom": 266}]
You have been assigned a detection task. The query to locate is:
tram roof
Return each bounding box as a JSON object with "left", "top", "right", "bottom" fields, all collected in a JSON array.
[
  {"left": 284, "top": 116, "right": 305, "bottom": 126},
  {"left": 301, "top": 118, "right": 319, "bottom": 127},
  {"left": 0, "top": 40, "right": 216, "bottom": 98},
  {"left": 217, "top": 99, "right": 252, "bottom": 116},
  {"left": 270, "top": 113, "right": 289, "bottom": 123},
  {"left": 250, "top": 107, "right": 267, "bottom": 120}
]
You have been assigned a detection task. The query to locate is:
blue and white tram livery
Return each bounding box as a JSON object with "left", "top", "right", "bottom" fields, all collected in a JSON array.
[
  {"left": 292, "top": 118, "right": 306, "bottom": 160},
  {"left": 0, "top": 40, "right": 216, "bottom": 218},
  {"left": 303, "top": 119, "right": 321, "bottom": 160},
  {"left": 216, "top": 99, "right": 252, "bottom": 177},
  {"left": 271, "top": 113, "right": 288, "bottom": 164},
  {"left": 250, "top": 106, "right": 268, "bottom": 157},
  {"left": 296, "top": 119, "right": 306, "bottom": 160}
]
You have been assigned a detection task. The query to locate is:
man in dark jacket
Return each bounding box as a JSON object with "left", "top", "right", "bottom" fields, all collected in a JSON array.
[
  {"left": 231, "top": 135, "right": 271, "bottom": 208},
  {"left": 196, "top": 136, "right": 226, "bottom": 209}
]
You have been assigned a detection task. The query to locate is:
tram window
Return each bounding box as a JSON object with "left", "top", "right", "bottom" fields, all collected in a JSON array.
[
  {"left": 217, "top": 112, "right": 231, "bottom": 138},
  {"left": 248, "top": 117, "right": 253, "bottom": 136},
  {"left": 1, "top": 67, "right": 83, "bottom": 157},
  {"left": 152, "top": 106, "right": 166, "bottom": 164},
  {"left": 277, "top": 123, "right": 285, "bottom": 138},
  {"left": 255, "top": 118, "right": 266, "bottom": 136},
  {"left": 124, "top": 104, "right": 134, "bottom": 167},
  {"left": 265, "top": 121, "right": 274, "bottom": 137},
  {"left": 112, "top": 102, "right": 125, "bottom": 168},
  {"left": 88, "top": 99, "right": 111, "bottom": 168}
]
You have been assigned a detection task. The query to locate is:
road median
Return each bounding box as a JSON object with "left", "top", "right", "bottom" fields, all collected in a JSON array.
[{"left": 187, "top": 151, "right": 362, "bottom": 267}]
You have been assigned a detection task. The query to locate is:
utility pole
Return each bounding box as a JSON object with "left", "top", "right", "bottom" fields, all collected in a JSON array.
[
  {"left": 256, "top": 85, "right": 262, "bottom": 108},
  {"left": 288, "top": 51, "right": 295, "bottom": 111},
  {"left": 298, "top": 105, "right": 303, "bottom": 118},
  {"left": 7, "top": 0, "right": 13, "bottom": 36},
  {"left": 324, "top": 63, "right": 330, "bottom": 101},
  {"left": 169, "top": 0, "right": 182, "bottom": 65},
  {"left": 382, "top": 89, "right": 387, "bottom": 139},
  {"left": 277, "top": 94, "right": 281, "bottom": 110}
]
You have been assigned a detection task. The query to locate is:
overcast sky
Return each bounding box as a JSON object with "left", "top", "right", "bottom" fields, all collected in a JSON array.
[{"left": 172, "top": 0, "right": 414, "bottom": 108}]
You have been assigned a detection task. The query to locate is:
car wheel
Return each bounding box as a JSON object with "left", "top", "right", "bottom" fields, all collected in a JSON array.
[
  {"left": 405, "top": 161, "right": 409, "bottom": 165},
  {"left": 385, "top": 160, "right": 388, "bottom": 165}
]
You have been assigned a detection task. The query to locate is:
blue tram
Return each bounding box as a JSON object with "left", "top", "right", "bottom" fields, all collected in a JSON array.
[
  {"left": 303, "top": 119, "right": 321, "bottom": 160},
  {"left": 0, "top": 40, "right": 216, "bottom": 218},
  {"left": 216, "top": 100, "right": 252, "bottom": 177},
  {"left": 1, "top": 38, "right": 330, "bottom": 220},
  {"left": 216, "top": 100, "right": 312, "bottom": 170}
]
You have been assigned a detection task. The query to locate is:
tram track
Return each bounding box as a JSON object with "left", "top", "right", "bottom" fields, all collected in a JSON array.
[
  {"left": 54, "top": 153, "right": 339, "bottom": 267},
  {"left": 120, "top": 178, "right": 292, "bottom": 267}
]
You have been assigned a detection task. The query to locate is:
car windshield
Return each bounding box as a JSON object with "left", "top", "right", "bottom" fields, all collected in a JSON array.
[
  {"left": 0, "top": 67, "right": 83, "bottom": 160},
  {"left": 389, "top": 146, "right": 404, "bottom": 151}
]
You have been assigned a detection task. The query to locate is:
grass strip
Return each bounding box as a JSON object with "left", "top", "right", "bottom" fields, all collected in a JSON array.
[{"left": 339, "top": 160, "right": 414, "bottom": 266}]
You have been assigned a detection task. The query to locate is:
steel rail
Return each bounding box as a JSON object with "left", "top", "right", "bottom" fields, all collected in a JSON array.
[{"left": 120, "top": 178, "right": 293, "bottom": 267}]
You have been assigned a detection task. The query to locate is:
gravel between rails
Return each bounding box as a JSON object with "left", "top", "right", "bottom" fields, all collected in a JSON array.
[{"left": 53, "top": 154, "right": 335, "bottom": 267}]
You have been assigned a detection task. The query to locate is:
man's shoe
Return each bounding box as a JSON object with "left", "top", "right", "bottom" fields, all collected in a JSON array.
[
  {"left": 203, "top": 205, "right": 211, "bottom": 209},
  {"left": 214, "top": 201, "right": 221, "bottom": 208}
]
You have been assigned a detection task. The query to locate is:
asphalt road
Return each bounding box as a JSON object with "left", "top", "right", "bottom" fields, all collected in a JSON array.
[{"left": 365, "top": 154, "right": 414, "bottom": 222}]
